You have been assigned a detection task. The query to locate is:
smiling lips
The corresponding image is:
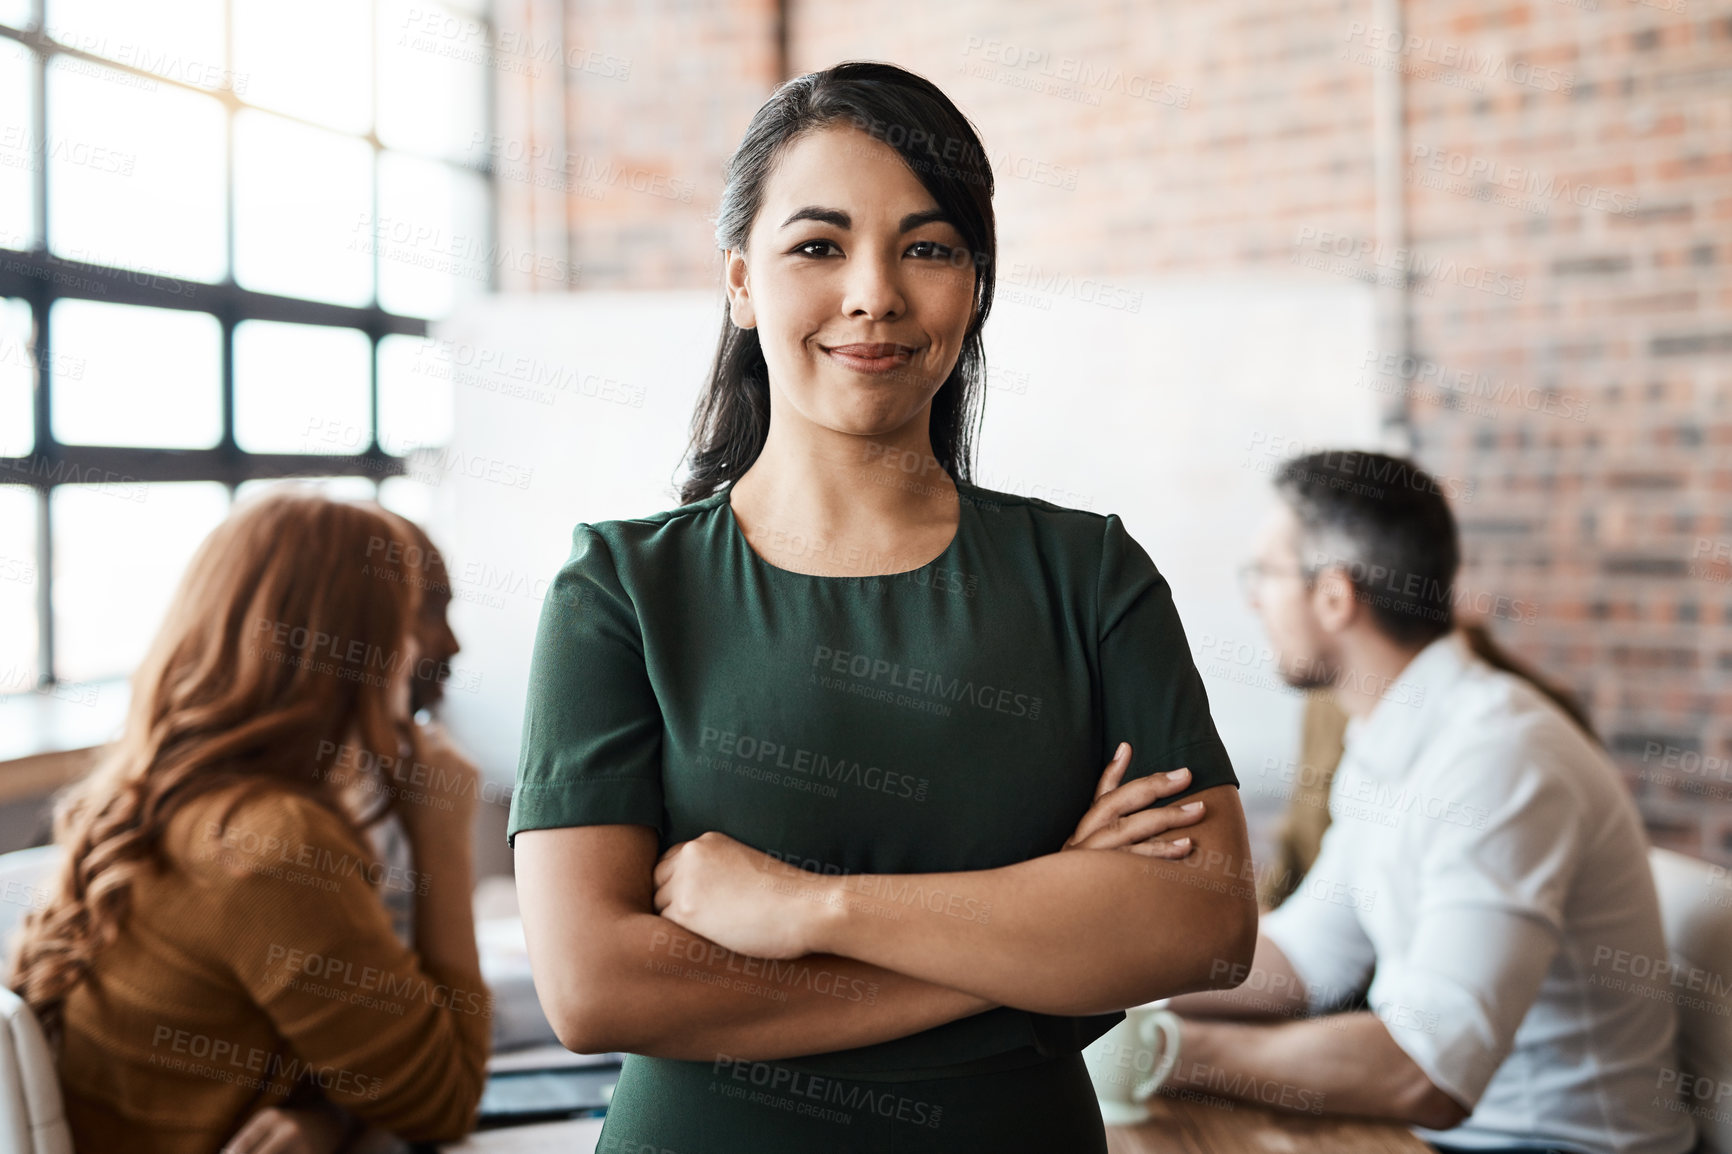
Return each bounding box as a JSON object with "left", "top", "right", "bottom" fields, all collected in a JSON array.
[{"left": 824, "top": 342, "right": 916, "bottom": 374}]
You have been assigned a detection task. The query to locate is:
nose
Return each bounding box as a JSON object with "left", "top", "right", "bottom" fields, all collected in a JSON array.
[{"left": 840, "top": 248, "right": 906, "bottom": 321}]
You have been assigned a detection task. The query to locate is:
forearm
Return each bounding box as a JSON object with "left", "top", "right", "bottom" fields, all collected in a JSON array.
[
  {"left": 806, "top": 846, "right": 1256, "bottom": 1016},
  {"left": 1166, "top": 1014, "right": 1462, "bottom": 1126},
  {"left": 409, "top": 818, "right": 482, "bottom": 981},
  {"left": 1167, "top": 931, "right": 1308, "bottom": 1021},
  {"left": 559, "top": 913, "right": 997, "bottom": 1062}
]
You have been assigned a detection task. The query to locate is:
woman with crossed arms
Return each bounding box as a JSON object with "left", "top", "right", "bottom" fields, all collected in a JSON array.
[{"left": 511, "top": 61, "right": 1256, "bottom": 1152}]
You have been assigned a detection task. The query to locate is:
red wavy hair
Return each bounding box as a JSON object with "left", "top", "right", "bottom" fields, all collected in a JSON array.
[{"left": 9, "top": 489, "right": 422, "bottom": 1041}]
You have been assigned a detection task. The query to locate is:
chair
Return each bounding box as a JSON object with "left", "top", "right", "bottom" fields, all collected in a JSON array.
[
  {"left": 0, "top": 985, "right": 72, "bottom": 1154},
  {"left": 1649, "top": 847, "right": 1732, "bottom": 1154},
  {"left": 0, "top": 846, "right": 72, "bottom": 1154},
  {"left": 0, "top": 846, "right": 62, "bottom": 956}
]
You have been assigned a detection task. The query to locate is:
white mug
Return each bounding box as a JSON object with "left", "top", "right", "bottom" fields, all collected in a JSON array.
[{"left": 1080, "top": 1000, "right": 1182, "bottom": 1125}]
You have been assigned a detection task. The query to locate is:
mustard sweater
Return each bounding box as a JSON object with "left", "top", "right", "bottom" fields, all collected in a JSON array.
[{"left": 56, "top": 784, "right": 491, "bottom": 1153}]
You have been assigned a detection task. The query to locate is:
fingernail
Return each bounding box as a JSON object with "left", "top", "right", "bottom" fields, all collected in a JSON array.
[
  {"left": 1117, "top": 742, "right": 1129, "bottom": 758},
  {"left": 1182, "top": 802, "right": 1204, "bottom": 812},
  {"left": 1169, "top": 767, "right": 1190, "bottom": 778},
  {"left": 1172, "top": 838, "right": 1191, "bottom": 847}
]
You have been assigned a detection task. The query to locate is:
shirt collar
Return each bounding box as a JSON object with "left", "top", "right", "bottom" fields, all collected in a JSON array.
[{"left": 1339, "top": 630, "right": 1475, "bottom": 779}]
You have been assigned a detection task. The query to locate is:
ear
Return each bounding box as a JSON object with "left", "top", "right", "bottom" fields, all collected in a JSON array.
[
  {"left": 724, "top": 249, "right": 756, "bottom": 329},
  {"left": 1310, "top": 566, "right": 1360, "bottom": 633}
]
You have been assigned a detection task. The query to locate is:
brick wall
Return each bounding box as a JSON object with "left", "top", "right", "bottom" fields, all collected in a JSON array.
[{"left": 495, "top": 0, "right": 1732, "bottom": 861}]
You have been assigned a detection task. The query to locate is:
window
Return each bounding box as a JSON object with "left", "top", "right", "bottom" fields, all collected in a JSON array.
[{"left": 0, "top": 0, "right": 493, "bottom": 691}]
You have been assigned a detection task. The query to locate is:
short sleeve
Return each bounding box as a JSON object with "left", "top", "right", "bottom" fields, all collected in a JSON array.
[
  {"left": 507, "top": 524, "right": 666, "bottom": 846},
  {"left": 1259, "top": 817, "right": 1378, "bottom": 1012},
  {"left": 1096, "top": 514, "right": 1238, "bottom": 802},
  {"left": 1361, "top": 745, "right": 1580, "bottom": 1109}
]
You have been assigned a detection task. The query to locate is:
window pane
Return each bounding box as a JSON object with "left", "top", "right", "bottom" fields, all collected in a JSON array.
[
  {"left": 235, "top": 476, "right": 378, "bottom": 503},
  {"left": 234, "top": 110, "right": 373, "bottom": 306},
  {"left": 234, "top": 321, "right": 371, "bottom": 454},
  {"left": 51, "top": 480, "right": 229, "bottom": 682},
  {"left": 0, "top": 297, "right": 32, "bottom": 456},
  {"left": 0, "top": 39, "right": 35, "bottom": 250},
  {"left": 377, "top": 0, "right": 486, "bottom": 160},
  {"left": 45, "top": 0, "right": 225, "bottom": 83},
  {"left": 0, "top": 487, "right": 37, "bottom": 693},
  {"left": 47, "top": 56, "right": 226, "bottom": 282},
  {"left": 51, "top": 299, "right": 221, "bottom": 448},
  {"left": 378, "top": 333, "right": 452, "bottom": 453},
  {"left": 378, "top": 475, "right": 435, "bottom": 524},
  {"left": 0, "top": 0, "right": 34, "bottom": 28},
  {"left": 377, "top": 153, "right": 490, "bottom": 318},
  {"left": 233, "top": 0, "right": 369, "bottom": 134}
]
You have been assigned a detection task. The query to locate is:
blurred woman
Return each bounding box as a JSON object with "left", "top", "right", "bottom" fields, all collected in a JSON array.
[{"left": 9, "top": 490, "right": 490, "bottom": 1154}]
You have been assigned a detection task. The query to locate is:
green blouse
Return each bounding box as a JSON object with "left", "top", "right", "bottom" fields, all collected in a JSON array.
[{"left": 508, "top": 478, "right": 1238, "bottom": 1082}]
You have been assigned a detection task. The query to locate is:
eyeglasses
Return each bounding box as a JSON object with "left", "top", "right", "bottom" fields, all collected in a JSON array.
[{"left": 1236, "top": 560, "right": 1316, "bottom": 602}]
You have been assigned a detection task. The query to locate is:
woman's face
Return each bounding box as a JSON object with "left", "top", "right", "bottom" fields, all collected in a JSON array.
[{"left": 725, "top": 124, "right": 978, "bottom": 441}]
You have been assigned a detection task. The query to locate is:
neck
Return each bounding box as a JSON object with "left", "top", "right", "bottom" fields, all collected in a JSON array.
[
  {"left": 732, "top": 408, "right": 956, "bottom": 531},
  {"left": 1328, "top": 628, "right": 1431, "bottom": 720}
]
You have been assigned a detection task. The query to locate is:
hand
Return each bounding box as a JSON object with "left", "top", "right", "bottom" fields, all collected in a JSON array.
[
  {"left": 395, "top": 720, "right": 482, "bottom": 843},
  {"left": 220, "top": 1103, "right": 352, "bottom": 1154},
  {"left": 653, "top": 831, "right": 832, "bottom": 960},
  {"left": 1063, "top": 742, "right": 1206, "bottom": 858}
]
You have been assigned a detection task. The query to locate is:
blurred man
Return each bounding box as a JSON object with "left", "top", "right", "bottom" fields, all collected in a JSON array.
[
  {"left": 1161, "top": 450, "right": 1694, "bottom": 1154},
  {"left": 400, "top": 517, "right": 462, "bottom": 717}
]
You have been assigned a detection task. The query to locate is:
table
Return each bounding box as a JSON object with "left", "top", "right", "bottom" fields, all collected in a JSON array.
[{"left": 439, "top": 1091, "right": 1433, "bottom": 1152}]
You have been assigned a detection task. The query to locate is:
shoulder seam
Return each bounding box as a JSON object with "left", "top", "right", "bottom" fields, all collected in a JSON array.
[
  {"left": 579, "top": 490, "right": 728, "bottom": 535},
  {"left": 960, "top": 479, "right": 1112, "bottom": 521}
]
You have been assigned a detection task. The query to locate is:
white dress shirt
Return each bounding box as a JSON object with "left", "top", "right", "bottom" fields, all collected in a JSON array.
[{"left": 1261, "top": 631, "right": 1697, "bottom": 1154}]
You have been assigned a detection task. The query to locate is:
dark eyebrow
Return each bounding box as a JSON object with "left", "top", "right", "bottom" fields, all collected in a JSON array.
[{"left": 777, "top": 206, "right": 954, "bottom": 233}]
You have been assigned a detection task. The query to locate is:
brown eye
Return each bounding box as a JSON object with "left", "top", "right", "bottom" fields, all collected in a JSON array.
[{"left": 907, "top": 240, "right": 953, "bottom": 260}]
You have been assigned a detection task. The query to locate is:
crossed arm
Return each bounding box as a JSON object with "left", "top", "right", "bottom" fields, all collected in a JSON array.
[{"left": 515, "top": 751, "right": 1257, "bottom": 1063}]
